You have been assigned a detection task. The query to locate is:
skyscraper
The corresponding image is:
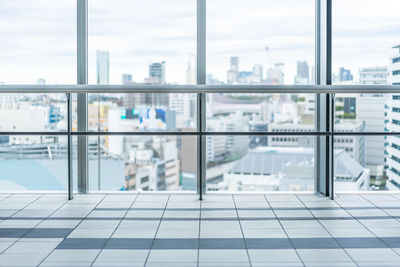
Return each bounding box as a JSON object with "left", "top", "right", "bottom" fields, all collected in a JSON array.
[
  {"left": 122, "top": 74, "right": 133, "bottom": 84},
  {"left": 96, "top": 51, "right": 109, "bottom": 85},
  {"left": 230, "top": 56, "right": 239, "bottom": 73},
  {"left": 339, "top": 67, "right": 353, "bottom": 82},
  {"left": 294, "top": 61, "right": 309, "bottom": 84},
  {"left": 386, "top": 45, "right": 400, "bottom": 190},
  {"left": 149, "top": 61, "right": 166, "bottom": 84},
  {"left": 186, "top": 54, "right": 196, "bottom": 85},
  {"left": 267, "top": 63, "right": 284, "bottom": 85},
  {"left": 252, "top": 64, "right": 263, "bottom": 82},
  {"left": 227, "top": 56, "right": 239, "bottom": 84}
]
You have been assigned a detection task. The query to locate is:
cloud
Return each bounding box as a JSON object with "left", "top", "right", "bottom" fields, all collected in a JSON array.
[{"left": 0, "top": 0, "right": 398, "bottom": 84}]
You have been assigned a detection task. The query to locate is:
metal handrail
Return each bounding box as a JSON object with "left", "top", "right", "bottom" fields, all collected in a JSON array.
[{"left": 0, "top": 84, "right": 400, "bottom": 93}]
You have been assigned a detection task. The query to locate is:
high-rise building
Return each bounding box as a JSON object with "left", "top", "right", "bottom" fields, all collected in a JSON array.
[
  {"left": 357, "top": 67, "right": 388, "bottom": 177},
  {"left": 148, "top": 61, "right": 166, "bottom": 84},
  {"left": 252, "top": 64, "right": 263, "bottom": 82},
  {"left": 386, "top": 45, "right": 400, "bottom": 190},
  {"left": 339, "top": 67, "right": 353, "bottom": 82},
  {"left": 122, "top": 74, "right": 133, "bottom": 84},
  {"left": 294, "top": 61, "right": 309, "bottom": 84},
  {"left": 230, "top": 56, "right": 239, "bottom": 73},
  {"left": 227, "top": 56, "right": 239, "bottom": 84},
  {"left": 96, "top": 51, "right": 109, "bottom": 85},
  {"left": 123, "top": 93, "right": 169, "bottom": 108},
  {"left": 186, "top": 54, "right": 196, "bottom": 85},
  {"left": 359, "top": 67, "right": 389, "bottom": 85},
  {"left": 267, "top": 63, "right": 284, "bottom": 85}
]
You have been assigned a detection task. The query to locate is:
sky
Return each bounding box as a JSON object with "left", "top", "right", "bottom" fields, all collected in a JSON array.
[{"left": 0, "top": 0, "right": 399, "bottom": 85}]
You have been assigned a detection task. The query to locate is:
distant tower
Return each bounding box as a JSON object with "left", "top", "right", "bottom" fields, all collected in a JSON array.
[
  {"left": 149, "top": 61, "right": 166, "bottom": 84},
  {"left": 339, "top": 67, "right": 353, "bottom": 82},
  {"left": 37, "top": 78, "right": 46, "bottom": 85},
  {"left": 230, "top": 56, "right": 239, "bottom": 73},
  {"left": 294, "top": 61, "right": 309, "bottom": 84},
  {"left": 186, "top": 54, "right": 196, "bottom": 85},
  {"left": 227, "top": 56, "right": 239, "bottom": 84},
  {"left": 96, "top": 51, "right": 109, "bottom": 85},
  {"left": 122, "top": 74, "right": 133, "bottom": 84},
  {"left": 252, "top": 64, "right": 263, "bottom": 81}
]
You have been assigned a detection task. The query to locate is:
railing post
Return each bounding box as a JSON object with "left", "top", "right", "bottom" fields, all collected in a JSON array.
[
  {"left": 67, "top": 93, "right": 73, "bottom": 200},
  {"left": 77, "top": 0, "right": 88, "bottom": 194},
  {"left": 197, "top": 0, "right": 206, "bottom": 200},
  {"left": 315, "top": 0, "right": 333, "bottom": 198}
]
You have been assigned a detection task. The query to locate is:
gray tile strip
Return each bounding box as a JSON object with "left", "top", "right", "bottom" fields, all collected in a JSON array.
[
  {"left": 0, "top": 228, "right": 31, "bottom": 238},
  {"left": 57, "top": 238, "right": 108, "bottom": 249},
  {"left": 94, "top": 206, "right": 400, "bottom": 211},
  {"left": 23, "top": 228, "right": 73, "bottom": 238},
  {"left": 2, "top": 215, "right": 400, "bottom": 221},
  {"left": 52, "top": 237, "right": 400, "bottom": 250}
]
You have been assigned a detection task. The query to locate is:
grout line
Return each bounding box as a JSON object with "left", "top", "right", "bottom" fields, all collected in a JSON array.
[
  {"left": 36, "top": 193, "right": 108, "bottom": 266},
  {"left": 294, "top": 194, "right": 360, "bottom": 267},
  {"left": 0, "top": 193, "right": 15, "bottom": 224},
  {"left": 90, "top": 192, "right": 140, "bottom": 267},
  {"left": 263, "top": 194, "right": 306, "bottom": 267},
  {"left": 358, "top": 194, "right": 400, "bottom": 257},
  {"left": 232, "top": 195, "right": 253, "bottom": 267},
  {"left": 143, "top": 194, "right": 171, "bottom": 267},
  {"left": 0, "top": 193, "right": 45, "bottom": 255},
  {"left": 0, "top": 193, "right": 15, "bottom": 204},
  {"left": 333, "top": 196, "right": 400, "bottom": 258},
  {"left": 3, "top": 194, "right": 44, "bottom": 219}
]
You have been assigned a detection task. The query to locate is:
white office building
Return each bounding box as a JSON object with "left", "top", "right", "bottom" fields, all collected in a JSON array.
[
  {"left": 386, "top": 45, "right": 400, "bottom": 190},
  {"left": 359, "top": 67, "right": 389, "bottom": 85},
  {"left": 96, "top": 50, "right": 109, "bottom": 85}
]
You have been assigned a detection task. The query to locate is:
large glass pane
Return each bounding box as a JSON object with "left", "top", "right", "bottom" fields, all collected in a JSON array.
[
  {"left": 333, "top": 0, "right": 399, "bottom": 85},
  {"left": 0, "top": 0, "right": 76, "bottom": 84},
  {"left": 333, "top": 135, "right": 400, "bottom": 192},
  {"left": 0, "top": 136, "right": 68, "bottom": 191},
  {"left": 334, "top": 93, "right": 400, "bottom": 134},
  {"left": 206, "top": 136, "right": 315, "bottom": 191},
  {"left": 87, "top": 93, "right": 197, "bottom": 132},
  {"left": 88, "top": 135, "right": 197, "bottom": 191},
  {"left": 206, "top": 93, "right": 315, "bottom": 132},
  {"left": 88, "top": 0, "right": 196, "bottom": 85},
  {"left": 334, "top": 135, "right": 390, "bottom": 192},
  {"left": 207, "top": 0, "right": 315, "bottom": 85}
]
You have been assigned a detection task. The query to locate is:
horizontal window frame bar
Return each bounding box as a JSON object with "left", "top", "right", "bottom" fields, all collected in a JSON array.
[
  {"left": 0, "top": 131, "right": 398, "bottom": 136},
  {"left": 1, "top": 85, "right": 400, "bottom": 93}
]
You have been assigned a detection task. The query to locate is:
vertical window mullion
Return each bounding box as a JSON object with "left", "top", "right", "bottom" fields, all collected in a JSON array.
[
  {"left": 77, "top": 0, "right": 89, "bottom": 194},
  {"left": 315, "top": 0, "right": 333, "bottom": 198},
  {"left": 197, "top": 0, "right": 206, "bottom": 199}
]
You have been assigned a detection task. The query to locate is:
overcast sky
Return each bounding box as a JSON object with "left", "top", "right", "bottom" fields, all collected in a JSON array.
[{"left": 0, "top": 0, "right": 399, "bottom": 85}]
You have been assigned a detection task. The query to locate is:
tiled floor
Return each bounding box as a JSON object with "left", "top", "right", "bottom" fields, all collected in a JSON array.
[{"left": 0, "top": 193, "right": 400, "bottom": 266}]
